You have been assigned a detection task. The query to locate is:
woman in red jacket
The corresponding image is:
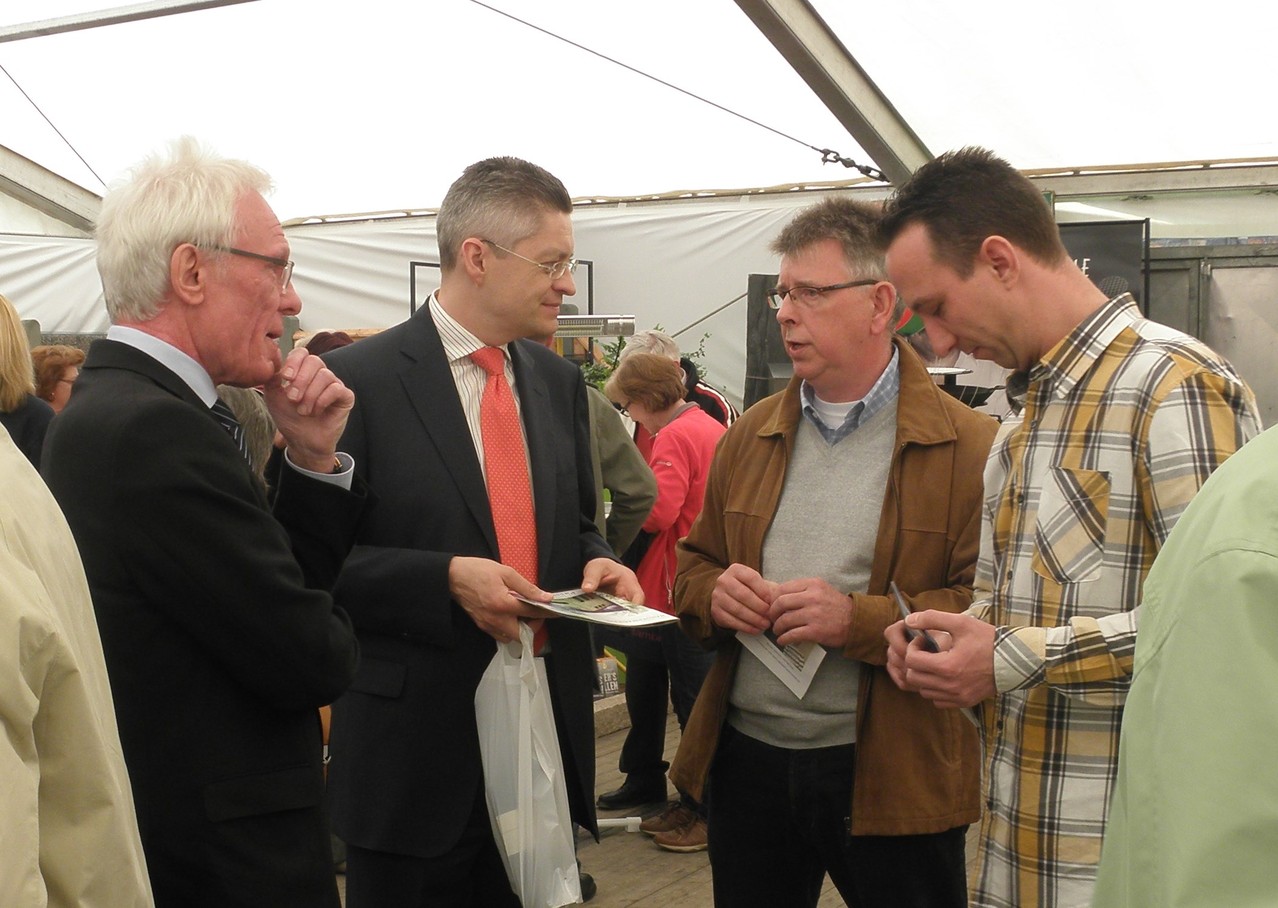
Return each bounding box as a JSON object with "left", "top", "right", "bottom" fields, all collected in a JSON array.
[{"left": 600, "top": 352, "right": 726, "bottom": 853}]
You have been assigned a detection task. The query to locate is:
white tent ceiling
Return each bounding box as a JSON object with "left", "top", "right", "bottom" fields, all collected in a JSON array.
[{"left": 2, "top": 0, "right": 1275, "bottom": 223}]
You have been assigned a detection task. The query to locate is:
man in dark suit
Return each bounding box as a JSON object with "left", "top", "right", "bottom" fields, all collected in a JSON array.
[
  {"left": 41, "top": 137, "right": 366, "bottom": 908},
  {"left": 323, "top": 156, "right": 642, "bottom": 907}
]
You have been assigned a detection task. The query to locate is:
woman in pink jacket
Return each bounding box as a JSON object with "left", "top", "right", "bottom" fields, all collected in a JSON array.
[{"left": 601, "top": 353, "right": 726, "bottom": 853}]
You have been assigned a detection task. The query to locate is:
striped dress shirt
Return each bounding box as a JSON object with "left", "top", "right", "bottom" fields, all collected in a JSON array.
[
  {"left": 428, "top": 293, "right": 529, "bottom": 478},
  {"left": 968, "top": 294, "right": 1262, "bottom": 908}
]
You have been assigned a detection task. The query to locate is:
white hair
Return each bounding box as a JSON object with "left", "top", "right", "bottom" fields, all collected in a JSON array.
[
  {"left": 95, "top": 136, "right": 272, "bottom": 323},
  {"left": 620, "top": 328, "right": 680, "bottom": 362}
]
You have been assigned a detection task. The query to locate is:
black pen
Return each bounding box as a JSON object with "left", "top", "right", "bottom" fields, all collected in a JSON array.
[{"left": 890, "top": 580, "right": 941, "bottom": 653}]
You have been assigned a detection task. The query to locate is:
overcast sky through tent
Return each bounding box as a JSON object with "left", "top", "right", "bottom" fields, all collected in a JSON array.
[{"left": 2, "top": 0, "right": 1275, "bottom": 221}]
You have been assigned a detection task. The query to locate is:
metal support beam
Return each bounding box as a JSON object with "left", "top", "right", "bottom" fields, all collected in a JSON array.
[
  {"left": 1027, "top": 162, "right": 1278, "bottom": 198},
  {"left": 734, "top": 0, "right": 932, "bottom": 184},
  {"left": 0, "top": 144, "right": 99, "bottom": 232},
  {"left": 0, "top": 0, "right": 257, "bottom": 43}
]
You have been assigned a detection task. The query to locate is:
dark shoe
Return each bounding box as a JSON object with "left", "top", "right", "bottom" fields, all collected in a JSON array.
[
  {"left": 639, "top": 801, "right": 696, "bottom": 837},
  {"left": 653, "top": 816, "right": 708, "bottom": 853},
  {"left": 596, "top": 776, "right": 667, "bottom": 811},
  {"left": 579, "top": 870, "right": 597, "bottom": 902}
]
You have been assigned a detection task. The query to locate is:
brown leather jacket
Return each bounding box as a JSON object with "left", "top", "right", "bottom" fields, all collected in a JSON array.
[{"left": 669, "top": 338, "right": 996, "bottom": 835}]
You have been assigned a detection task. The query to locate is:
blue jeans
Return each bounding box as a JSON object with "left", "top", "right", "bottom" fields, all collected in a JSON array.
[{"left": 707, "top": 725, "right": 967, "bottom": 908}]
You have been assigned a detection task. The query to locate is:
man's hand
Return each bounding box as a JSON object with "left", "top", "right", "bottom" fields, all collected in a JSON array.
[
  {"left": 448, "top": 556, "right": 550, "bottom": 643},
  {"left": 264, "top": 347, "right": 354, "bottom": 473},
  {"left": 769, "top": 577, "right": 853, "bottom": 648},
  {"left": 884, "top": 619, "right": 919, "bottom": 691},
  {"left": 709, "top": 563, "right": 777, "bottom": 634},
  {"left": 581, "top": 557, "right": 643, "bottom": 604},
  {"left": 886, "top": 609, "right": 997, "bottom": 708}
]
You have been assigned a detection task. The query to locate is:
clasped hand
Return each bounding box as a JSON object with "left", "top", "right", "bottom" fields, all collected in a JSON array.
[{"left": 711, "top": 565, "right": 852, "bottom": 648}]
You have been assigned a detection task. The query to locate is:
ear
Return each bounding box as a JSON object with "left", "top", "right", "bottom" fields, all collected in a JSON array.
[
  {"left": 979, "top": 235, "right": 1020, "bottom": 286},
  {"left": 458, "top": 236, "right": 488, "bottom": 285},
  {"left": 170, "top": 243, "right": 205, "bottom": 306},
  {"left": 866, "top": 280, "right": 897, "bottom": 335}
]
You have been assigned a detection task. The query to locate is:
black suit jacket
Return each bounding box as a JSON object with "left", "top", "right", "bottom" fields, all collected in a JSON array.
[
  {"left": 323, "top": 308, "right": 612, "bottom": 859},
  {"left": 41, "top": 340, "right": 365, "bottom": 908}
]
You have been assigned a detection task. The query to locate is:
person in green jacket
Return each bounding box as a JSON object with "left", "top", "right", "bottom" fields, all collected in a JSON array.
[{"left": 1092, "top": 423, "right": 1278, "bottom": 908}]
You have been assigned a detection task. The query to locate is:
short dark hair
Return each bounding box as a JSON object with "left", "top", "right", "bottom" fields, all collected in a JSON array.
[
  {"left": 878, "top": 146, "right": 1067, "bottom": 277},
  {"left": 436, "top": 157, "right": 572, "bottom": 271},
  {"left": 302, "top": 330, "right": 355, "bottom": 355},
  {"left": 770, "top": 196, "right": 885, "bottom": 281}
]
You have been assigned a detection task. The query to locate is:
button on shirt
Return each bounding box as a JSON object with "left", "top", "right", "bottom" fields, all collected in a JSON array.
[{"left": 967, "top": 294, "right": 1261, "bottom": 908}]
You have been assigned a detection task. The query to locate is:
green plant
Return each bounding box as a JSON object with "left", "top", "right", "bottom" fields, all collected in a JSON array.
[
  {"left": 578, "top": 326, "right": 713, "bottom": 390},
  {"left": 580, "top": 335, "right": 627, "bottom": 390}
]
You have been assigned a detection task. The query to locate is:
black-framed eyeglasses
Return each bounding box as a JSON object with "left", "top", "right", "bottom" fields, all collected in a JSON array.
[
  {"left": 615, "top": 401, "right": 631, "bottom": 417},
  {"left": 206, "top": 244, "right": 295, "bottom": 290},
  {"left": 767, "top": 278, "right": 878, "bottom": 310},
  {"left": 481, "top": 238, "right": 578, "bottom": 280}
]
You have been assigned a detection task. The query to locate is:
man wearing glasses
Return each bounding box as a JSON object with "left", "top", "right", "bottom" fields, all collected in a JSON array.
[
  {"left": 667, "top": 196, "right": 996, "bottom": 907},
  {"left": 321, "top": 156, "right": 641, "bottom": 907},
  {"left": 42, "top": 138, "right": 367, "bottom": 907}
]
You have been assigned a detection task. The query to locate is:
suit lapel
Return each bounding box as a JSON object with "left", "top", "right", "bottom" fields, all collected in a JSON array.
[
  {"left": 396, "top": 313, "right": 500, "bottom": 557},
  {"left": 510, "top": 341, "right": 557, "bottom": 583}
]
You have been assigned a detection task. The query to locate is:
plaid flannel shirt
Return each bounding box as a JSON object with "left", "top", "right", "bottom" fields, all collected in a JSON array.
[{"left": 969, "top": 295, "right": 1261, "bottom": 908}]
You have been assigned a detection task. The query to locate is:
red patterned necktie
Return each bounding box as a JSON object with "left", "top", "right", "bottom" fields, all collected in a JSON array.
[{"left": 470, "top": 347, "right": 545, "bottom": 651}]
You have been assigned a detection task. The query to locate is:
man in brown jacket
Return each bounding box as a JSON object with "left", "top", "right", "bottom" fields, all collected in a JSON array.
[{"left": 668, "top": 197, "right": 996, "bottom": 907}]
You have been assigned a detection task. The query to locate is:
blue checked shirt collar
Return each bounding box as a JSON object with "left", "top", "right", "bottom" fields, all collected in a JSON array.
[{"left": 800, "top": 346, "right": 899, "bottom": 445}]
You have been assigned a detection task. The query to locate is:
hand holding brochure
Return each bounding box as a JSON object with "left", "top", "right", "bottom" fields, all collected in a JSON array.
[{"left": 515, "top": 589, "right": 679, "bottom": 628}]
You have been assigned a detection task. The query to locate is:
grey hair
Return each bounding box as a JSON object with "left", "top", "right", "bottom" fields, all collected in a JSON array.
[
  {"left": 619, "top": 328, "right": 680, "bottom": 362},
  {"left": 436, "top": 156, "right": 571, "bottom": 272},
  {"left": 772, "top": 196, "right": 904, "bottom": 323},
  {"left": 95, "top": 136, "right": 273, "bottom": 323}
]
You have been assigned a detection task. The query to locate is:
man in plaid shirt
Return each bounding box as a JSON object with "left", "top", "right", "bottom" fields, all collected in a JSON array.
[{"left": 879, "top": 147, "right": 1262, "bottom": 908}]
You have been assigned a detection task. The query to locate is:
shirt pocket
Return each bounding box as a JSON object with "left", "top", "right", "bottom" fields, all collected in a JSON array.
[{"left": 1032, "top": 467, "right": 1110, "bottom": 584}]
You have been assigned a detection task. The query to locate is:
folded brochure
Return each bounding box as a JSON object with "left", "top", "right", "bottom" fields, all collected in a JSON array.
[{"left": 515, "top": 589, "right": 678, "bottom": 627}]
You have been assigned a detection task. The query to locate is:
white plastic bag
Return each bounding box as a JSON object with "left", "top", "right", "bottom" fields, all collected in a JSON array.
[{"left": 475, "top": 622, "right": 582, "bottom": 907}]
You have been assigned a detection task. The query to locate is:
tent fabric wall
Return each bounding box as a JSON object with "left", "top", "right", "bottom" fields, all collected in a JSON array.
[
  {"left": 285, "top": 195, "right": 836, "bottom": 407},
  {"left": 0, "top": 193, "right": 92, "bottom": 239},
  {"left": 0, "top": 233, "right": 104, "bottom": 332}
]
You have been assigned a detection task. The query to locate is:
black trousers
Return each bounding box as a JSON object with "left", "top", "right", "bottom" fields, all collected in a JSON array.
[
  {"left": 343, "top": 785, "right": 519, "bottom": 908},
  {"left": 618, "top": 624, "right": 714, "bottom": 792},
  {"left": 707, "top": 726, "right": 968, "bottom": 908}
]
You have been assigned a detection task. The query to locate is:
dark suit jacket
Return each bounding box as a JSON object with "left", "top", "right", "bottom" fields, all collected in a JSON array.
[
  {"left": 41, "top": 340, "right": 365, "bottom": 908},
  {"left": 323, "top": 308, "right": 612, "bottom": 859},
  {"left": 0, "top": 393, "right": 53, "bottom": 467}
]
